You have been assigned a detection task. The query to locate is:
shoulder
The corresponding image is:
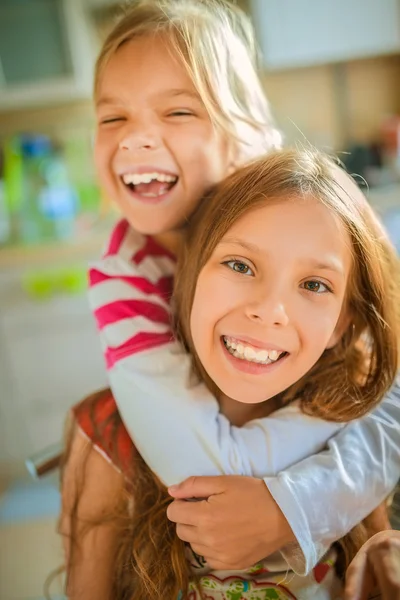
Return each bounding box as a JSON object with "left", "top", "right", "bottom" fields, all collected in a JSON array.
[{"left": 72, "top": 388, "right": 137, "bottom": 476}]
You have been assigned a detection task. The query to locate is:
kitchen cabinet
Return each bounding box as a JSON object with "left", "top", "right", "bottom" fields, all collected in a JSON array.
[
  {"left": 0, "top": 0, "right": 96, "bottom": 110},
  {"left": 0, "top": 272, "right": 107, "bottom": 475},
  {"left": 250, "top": 0, "right": 400, "bottom": 70}
]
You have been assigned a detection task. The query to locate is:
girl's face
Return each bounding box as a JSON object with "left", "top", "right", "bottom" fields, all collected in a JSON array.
[
  {"left": 94, "top": 35, "right": 232, "bottom": 235},
  {"left": 190, "top": 196, "right": 352, "bottom": 406}
]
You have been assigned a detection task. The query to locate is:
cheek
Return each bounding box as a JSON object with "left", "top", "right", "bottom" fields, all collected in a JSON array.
[
  {"left": 190, "top": 290, "right": 208, "bottom": 361},
  {"left": 181, "top": 128, "right": 229, "bottom": 180},
  {"left": 191, "top": 273, "right": 241, "bottom": 343},
  {"left": 93, "top": 138, "right": 108, "bottom": 179},
  {"left": 300, "top": 306, "right": 341, "bottom": 349},
  {"left": 190, "top": 276, "right": 222, "bottom": 348}
]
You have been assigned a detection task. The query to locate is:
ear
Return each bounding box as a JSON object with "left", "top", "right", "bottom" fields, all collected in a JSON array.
[{"left": 326, "top": 309, "right": 352, "bottom": 349}]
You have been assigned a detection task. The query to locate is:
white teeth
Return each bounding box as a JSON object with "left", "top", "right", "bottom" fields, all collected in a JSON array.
[
  {"left": 258, "top": 350, "right": 269, "bottom": 362},
  {"left": 223, "top": 336, "right": 284, "bottom": 365},
  {"left": 122, "top": 172, "right": 177, "bottom": 185},
  {"left": 244, "top": 346, "right": 256, "bottom": 360}
]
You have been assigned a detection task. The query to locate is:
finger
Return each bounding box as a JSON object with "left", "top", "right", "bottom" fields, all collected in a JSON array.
[
  {"left": 188, "top": 543, "right": 216, "bottom": 560},
  {"left": 167, "top": 498, "right": 206, "bottom": 526},
  {"left": 168, "top": 475, "right": 227, "bottom": 499},
  {"left": 189, "top": 546, "right": 252, "bottom": 572},
  {"left": 344, "top": 549, "right": 375, "bottom": 600},
  {"left": 186, "top": 544, "right": 236, "bottom": 571},
  {"left": 372, "top": 544, "right": 400, "bottom": 600},
  {"left": 175, "top": 523, "right": 201, "bottom": 545}
]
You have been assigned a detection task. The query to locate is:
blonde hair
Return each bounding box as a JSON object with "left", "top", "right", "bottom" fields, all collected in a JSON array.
[
  {"left": 95, "top": 0, "right": 281, "bottom": 162},
  {"left": 175, "top": 147, "right": 400, "bottom": 421}
]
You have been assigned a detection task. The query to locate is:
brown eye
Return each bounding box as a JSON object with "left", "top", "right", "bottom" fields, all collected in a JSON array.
[
  {"left": 302, "top": 280, "right": 330, "bottom": 293},
  {"left": 224, "top": 260, "right": 253, "bottom": 276}
]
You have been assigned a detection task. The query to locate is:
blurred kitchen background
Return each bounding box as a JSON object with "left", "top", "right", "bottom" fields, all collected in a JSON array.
[{"left": 0, "top": 0, "right": 400, "bottom": 598}]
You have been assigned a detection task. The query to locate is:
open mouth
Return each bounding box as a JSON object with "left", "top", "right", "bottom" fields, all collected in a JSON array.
[
  {"left": 121, "top": 171, "right": 178, "bottom": 199},
  {"left": 222, "top": 335, "right": 288, "bottom": 365}
]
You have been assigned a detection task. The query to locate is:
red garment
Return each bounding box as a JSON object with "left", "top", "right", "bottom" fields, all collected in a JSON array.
[{"left": 73, "top": 389, "right": 134, "bottom": 475}]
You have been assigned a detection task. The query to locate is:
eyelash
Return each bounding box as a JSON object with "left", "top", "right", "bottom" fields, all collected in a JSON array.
[
  {"left": 167, "top": 110, "right": 195, "bottom": 117},
  {"left": 100, "top": 117, "right": 125, "bottom": 125}
]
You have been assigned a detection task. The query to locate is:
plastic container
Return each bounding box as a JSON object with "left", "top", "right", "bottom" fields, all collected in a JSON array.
[{"left": 19, "top": 134, "right": 79, "bottom": 243}]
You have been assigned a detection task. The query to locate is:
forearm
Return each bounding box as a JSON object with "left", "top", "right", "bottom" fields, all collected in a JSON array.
[
  {"left": 265, "top": 383, "right": 400, "bottom": 575},
  {"left": 111, "top": 348, "right": 341, "bottom": 485}
]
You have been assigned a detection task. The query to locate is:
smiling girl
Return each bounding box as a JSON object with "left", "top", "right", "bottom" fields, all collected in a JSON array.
[{"left": 165, "top": 147, "right": 399, "bottom": 598}]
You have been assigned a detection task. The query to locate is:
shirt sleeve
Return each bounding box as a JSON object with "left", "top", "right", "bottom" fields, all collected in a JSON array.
[
  {"left": 265, "top": 382, "right": 400, "bottom": 575},
  {"left": 88, "top": 218, "right": 176, "bottom": 368}
]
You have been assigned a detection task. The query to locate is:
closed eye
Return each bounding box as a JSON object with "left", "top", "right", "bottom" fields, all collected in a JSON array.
[
  {"left": 222, "top": 259, "right": 254, "bottom": 276},
  {"left": 100, "top": 117, "right": 126, "bottom": 124},
  {"left": 167, "top": 110, "right": 196, "bottom": 117},
  {"left": 301, "top": 280, "right": 333, "bottom": 294}
]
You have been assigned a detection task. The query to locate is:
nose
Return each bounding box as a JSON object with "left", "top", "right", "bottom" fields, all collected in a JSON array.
[
  {"left": 245, "top": 287, "right": 290, "bottom": 327},
  {"left": 119, "top": 121, "right": 160, "bottom": 152}
]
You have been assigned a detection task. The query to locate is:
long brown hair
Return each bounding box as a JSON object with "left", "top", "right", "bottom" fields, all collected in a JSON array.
[
  {"left": 175, "top": 147, "right": 399, "bottom": 421},
  {"left": 64, "top": 154, "right": 399, "bottom": 598}
]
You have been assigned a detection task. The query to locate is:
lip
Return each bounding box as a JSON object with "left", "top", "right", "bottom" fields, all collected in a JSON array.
[
  {"left": 220, "top": 337, "right": 289, "bottom": 375},
  {"left": 223, "top": 334, "right": 286, "bottom": 353}
]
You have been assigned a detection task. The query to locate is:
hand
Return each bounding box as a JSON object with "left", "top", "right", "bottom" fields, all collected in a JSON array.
[
  {"left": 344, "top": 530, "right": 400, "bottom": 600},
  {"left": 167, "top": 475, "right": 295, "bottom": 570}
]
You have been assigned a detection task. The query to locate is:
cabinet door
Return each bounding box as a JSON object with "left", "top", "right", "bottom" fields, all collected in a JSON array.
[
  {"left": 0, "top": 0, "right": 95, "bottom": 109},
  {"left": 250, "top": 0, "right": 400, "bottom": 70},
  {"left": 0, "top": 0, "right": 72, "bottom": 86}
]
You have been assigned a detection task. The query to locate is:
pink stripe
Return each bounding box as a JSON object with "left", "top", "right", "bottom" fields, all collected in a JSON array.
[
  {"left": 94, "top": 299, "right": 170, "bottom": 329},
  {"left": 133, "top": 236, "right": 176, "bottom": 265},
  {"left": 89, "top": 269, "right": 174, "bottom": 302},
  {"left": 103, "top": 219, "right": 129, "bottom": 257},
  {"left": 105, "top": 331, "right": 173, "bottom": 368}
]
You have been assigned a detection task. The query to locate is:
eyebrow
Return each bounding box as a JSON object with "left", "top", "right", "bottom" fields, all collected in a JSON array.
[
  {"left": 219, "top": 237, "right": 346, "bottom": 275},
  {"left": 220, "top": 237, "right": 262, "bottom": 255},
  {"left": 164, "top": 88, "right": 201, "bottom": 101},
  {"left": 96, "top": 88, "right": 201, "bottom": 108}
]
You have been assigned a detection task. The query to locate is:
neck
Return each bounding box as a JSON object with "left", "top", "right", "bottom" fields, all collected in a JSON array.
[
  {"left": 218, "top": 393, "right": 282, "bottom": 427},
  {"left": 153, "top": 230, "right": 183, "bottom": 256}
]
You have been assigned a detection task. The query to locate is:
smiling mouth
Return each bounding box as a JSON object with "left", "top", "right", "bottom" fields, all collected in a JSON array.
[
  {"left": 222, "top": 335, "right": 288, "bottom": 365},
  {"left": 121, "top": 171, "right": 178, "bottom": 198}
]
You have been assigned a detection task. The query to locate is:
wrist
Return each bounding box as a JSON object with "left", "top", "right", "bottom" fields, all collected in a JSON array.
[{"left": 260, "top": 479, "right": 296, "bottom": 550}]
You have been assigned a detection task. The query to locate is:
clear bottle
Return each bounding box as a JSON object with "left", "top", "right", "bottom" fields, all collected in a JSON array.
[{"left": 20, "top": 135, "right": 79, "bottom": 243}]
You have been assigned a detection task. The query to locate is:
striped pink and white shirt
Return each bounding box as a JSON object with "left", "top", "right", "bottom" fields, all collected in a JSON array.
[
  {"left": 88, "top": 218, "right": 400, "bottom": 577},
  {"left": 89, "top": 218, "right": 175, "bottom": 369}
]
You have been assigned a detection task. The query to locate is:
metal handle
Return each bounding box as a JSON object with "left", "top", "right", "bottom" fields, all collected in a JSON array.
[{"left": 25, "top": 442, "right": 63, "bottom": 479}]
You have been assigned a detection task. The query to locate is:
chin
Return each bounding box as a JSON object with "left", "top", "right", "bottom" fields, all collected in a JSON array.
[
  {"left": 221, "top": 384, "right": 270, "bottom": 405},
  {"left": 124, "top": 218, "right": 167, "bottom": 236}
]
